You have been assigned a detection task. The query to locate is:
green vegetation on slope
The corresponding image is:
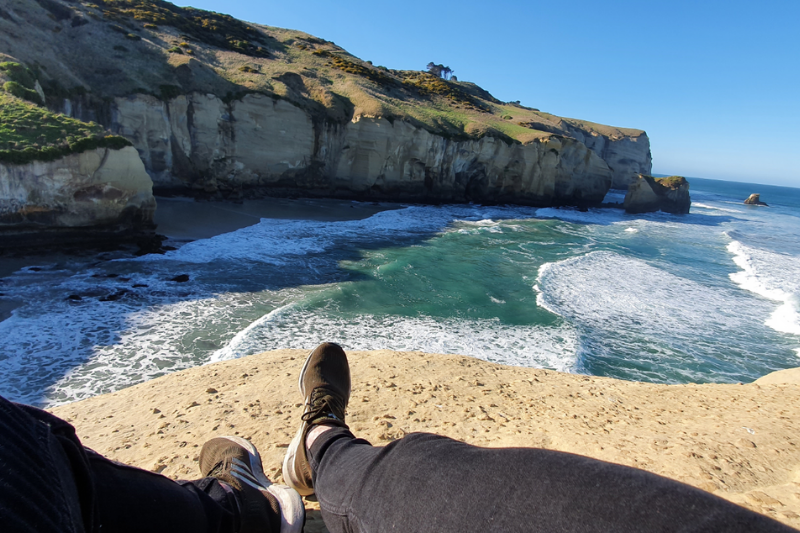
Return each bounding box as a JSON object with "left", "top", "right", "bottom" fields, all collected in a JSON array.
[
  {"left": 0, "top": 93, "right": 131, "bottom": 165},
  {"left": 654, "top": 176, "right": 687, "bottom": 190},
  {"left": 86, "top": 0, "right": 271, "bottom": 57},
  {"left": 0, "top": 62, "right": 43, "bottom": 105}
]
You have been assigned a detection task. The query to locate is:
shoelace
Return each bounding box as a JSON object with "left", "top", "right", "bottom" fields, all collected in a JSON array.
[{"left": 301, "top": 388, "right": 346, "bottom": 424}]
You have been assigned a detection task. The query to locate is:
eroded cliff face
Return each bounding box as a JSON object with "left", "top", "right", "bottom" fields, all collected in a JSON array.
[
  {"left": 561, "top": 126, "right": 652, "bottom": 190},
  {"left": 105, "top": 93, "right": 614, "bottom": 206},
  {"left": 0, "top": 146, "right": 156, "bottom": 246}
]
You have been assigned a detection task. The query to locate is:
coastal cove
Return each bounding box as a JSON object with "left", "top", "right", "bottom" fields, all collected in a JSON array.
[{"left": 1, "top": 177, "right": 799, "bottom": 408}]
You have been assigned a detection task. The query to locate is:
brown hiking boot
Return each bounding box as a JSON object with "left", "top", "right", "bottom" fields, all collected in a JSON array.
[
  {"left": 200, "top": 436, "right": 305, "bottom": 533},
  {"left": 282, "top": 342, "right": 351, "bottom": 496}
]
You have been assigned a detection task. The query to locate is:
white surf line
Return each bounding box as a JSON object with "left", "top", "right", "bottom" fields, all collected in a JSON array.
[
  {"left": 209, "top": 302, "right": 299, "bottom": 363},
  {"left": 727, "top": 240, "right": 800, "bottom": 336}
]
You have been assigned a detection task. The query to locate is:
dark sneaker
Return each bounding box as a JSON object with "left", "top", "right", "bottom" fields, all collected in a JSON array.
[
  {"left": 282, "top": 342, "right": 351, "bottom": 496},
  {"left": 200, "top": 436, "right": 305, "bottom": 533}
]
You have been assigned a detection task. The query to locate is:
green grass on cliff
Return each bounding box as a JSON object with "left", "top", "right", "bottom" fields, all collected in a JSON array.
[
  {"left": 84, "top": 0, "right": 271, "bottom": 57},
  {"left": 654, "top": 176, "right": 687, "bottom": 190},
  {"left": 0, "top": 93, "right": 131, "bottom": 165}
]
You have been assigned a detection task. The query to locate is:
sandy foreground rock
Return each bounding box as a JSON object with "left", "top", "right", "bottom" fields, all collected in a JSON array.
[{"left": 51, "top": 350, "right": 800, "bottom": 530}]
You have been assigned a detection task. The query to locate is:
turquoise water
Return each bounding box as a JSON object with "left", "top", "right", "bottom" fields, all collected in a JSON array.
[{"left": 1, "top": 178, "right": 799, "bottom": 406}]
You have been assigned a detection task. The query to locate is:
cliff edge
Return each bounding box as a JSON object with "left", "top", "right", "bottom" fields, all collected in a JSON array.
[{"left": 51, "top": 349, "right": 800, "bottom": 531}]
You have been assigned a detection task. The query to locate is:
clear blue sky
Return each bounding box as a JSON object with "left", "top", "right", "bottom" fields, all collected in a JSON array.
[{"left": 176, "top": 0, "right": 799, "bottom": 188}]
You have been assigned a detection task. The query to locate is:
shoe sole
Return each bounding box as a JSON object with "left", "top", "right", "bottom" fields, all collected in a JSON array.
[
  {"left": 283, "top": 346, "right": 325, "bottom": 497},
  {"left": 219, "top": 436, "right": 305, "bottom": 533},
  {"left": 297, "top": 345, "right": 315, "bottom": 397},
  {"left": 283, "top": 423, "right": 314, "bottom": 496}
]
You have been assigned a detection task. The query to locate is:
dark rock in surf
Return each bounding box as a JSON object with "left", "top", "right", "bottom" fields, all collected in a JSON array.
[{"left": 744, "top": 194, "right": 768, "bottom": 206}]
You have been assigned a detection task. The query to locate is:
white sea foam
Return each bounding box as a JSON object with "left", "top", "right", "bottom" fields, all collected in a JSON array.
[
  {"left": 692, "top": 202, "right": 742, "bottom": 214},
  {"left": 727, "top": 240, "right": 800, "bottom": 336},
  {"left": 211, "top": 306, "right": 579, "bottom": 372},
  {"left": 0, "top": 276, "right": 307, "bottom": 406},
  {"left": 534, "top": 250, "right": 779, "bottom": 381},
  {"left": 136, "top": 205, "right": 538, "bottom": 265}
]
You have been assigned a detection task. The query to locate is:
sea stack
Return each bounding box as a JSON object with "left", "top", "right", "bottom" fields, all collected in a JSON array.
[
  {"left": 744, "top": 194, "right": 768, "bottom": 206},
  {"left": 624, "top": 175, "right": 691, "bottom": 214}
]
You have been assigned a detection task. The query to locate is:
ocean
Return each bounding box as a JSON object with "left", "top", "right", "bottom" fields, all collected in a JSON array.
[{"left": 1, "top": 177, "right": 798, "bottom": 407}]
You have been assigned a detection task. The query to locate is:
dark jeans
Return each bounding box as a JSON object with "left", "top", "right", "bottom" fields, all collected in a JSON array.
[
  {"left": 0, "top": 395, "right": 238, "bottom": 533},
  {"left": 309, "top": 427, "right": 797, "bottom": 533}
]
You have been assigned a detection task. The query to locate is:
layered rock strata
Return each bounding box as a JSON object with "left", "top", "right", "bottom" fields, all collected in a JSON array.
[
  {"left": 0, "top": 146, "right": 156, "bottom": 248},
  {"left": 104, "top": 93, "right": 616, "bottom": 206},
  {"left": 520, "top": 117, "right": 652, "bottom": 190},
  {"left": 624, "top": 175, "right": 691, "bottom": 214}
]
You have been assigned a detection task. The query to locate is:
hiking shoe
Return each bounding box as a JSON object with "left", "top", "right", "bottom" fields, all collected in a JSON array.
[
  {"left": 200, "top": 436, "right": 304, "bottom": 533},
  {"left": 282, "top": 342, "right": 351, "bottom": 496}
]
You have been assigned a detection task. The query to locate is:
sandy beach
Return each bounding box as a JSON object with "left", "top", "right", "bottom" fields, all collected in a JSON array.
[
  {"left": 154, "top": 197, "right": 401, "bottom": 242},
  {"left": 51, "top": 349, "right": 800, "bottom": 531}
]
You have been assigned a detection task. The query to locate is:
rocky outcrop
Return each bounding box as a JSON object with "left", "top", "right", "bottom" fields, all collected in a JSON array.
[
  {"left": 744, "top": 194, "right": 768, "bottom": 206},
  {"left": 624, "top": 175, "right": 691, "bottom": 214},
  {"left": 105, "top": 93, "right": 614, "bottom": 206},
  {"left": 0, "top": 146, "right": 156, "bottom": 248}
]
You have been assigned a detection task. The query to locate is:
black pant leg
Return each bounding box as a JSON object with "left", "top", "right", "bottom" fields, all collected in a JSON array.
[
  {"left": 0, "top": 395, "right": 238, "bottom": 533},
  {"left": 87, "top": 450, "right": 238, "bottom": 533},
  {"left": 310, "top": 428, "right": 796, "bottom": 533},
  {"left": 0, "top": 396, "right": 91, "bottom": 533}
]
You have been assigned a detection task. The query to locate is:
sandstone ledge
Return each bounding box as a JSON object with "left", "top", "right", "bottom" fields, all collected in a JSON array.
[
  {"left": 0, "top": 146, "right": 157, "bottom": 250},
  {"left": 51, "top": 350, "right": 800, "bottom": 531}
]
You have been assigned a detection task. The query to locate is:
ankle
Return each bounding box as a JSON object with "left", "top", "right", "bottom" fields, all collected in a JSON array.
[{"left": 305, "top": 424, "right": 334, "bottom": 450}]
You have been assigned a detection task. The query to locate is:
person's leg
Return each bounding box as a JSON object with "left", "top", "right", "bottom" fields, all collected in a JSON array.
[
  {"left": 0, "top": 396, "right": 302, "bottom": 533},
  {"left": 0, "top": 395, "right": 93, "bottom": 533},
  {"left": 309, "top": 427, "right": 795, "bottom": 533},
  {"left": 283, "top": 343, "right": 797, "bottom": 533}
]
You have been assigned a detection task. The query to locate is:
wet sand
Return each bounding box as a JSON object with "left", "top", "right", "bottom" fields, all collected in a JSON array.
[{"left": 154, "top": 197, "right": 402, "bottom": 241}]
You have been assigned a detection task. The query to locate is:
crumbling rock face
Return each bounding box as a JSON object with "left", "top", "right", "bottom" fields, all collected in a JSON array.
[{"left": 106, "top": 93, "right": 615, "bottom": 206}]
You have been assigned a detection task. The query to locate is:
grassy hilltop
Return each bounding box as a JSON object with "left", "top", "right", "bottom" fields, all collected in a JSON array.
[{"left": 0, "top": 0, "right": 644, "bottom": 148}]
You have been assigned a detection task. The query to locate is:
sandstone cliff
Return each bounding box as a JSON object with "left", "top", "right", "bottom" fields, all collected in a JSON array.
[
  {"left": 0, "top": 0, "right": 652, "bottom": 207},
  {"left": 624, "top": 175, "right": 691, "bottom": 215},
  {"left": 0, "top": 146, "right": 156, "bottom": 247},
  {"left": 106, "top": 93, "right": 613, "bottom": 205}
]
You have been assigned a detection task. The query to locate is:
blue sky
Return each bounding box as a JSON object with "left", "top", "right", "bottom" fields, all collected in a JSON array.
[{"left": 176, "top": 0, "right": 799, "bottom": 187}]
